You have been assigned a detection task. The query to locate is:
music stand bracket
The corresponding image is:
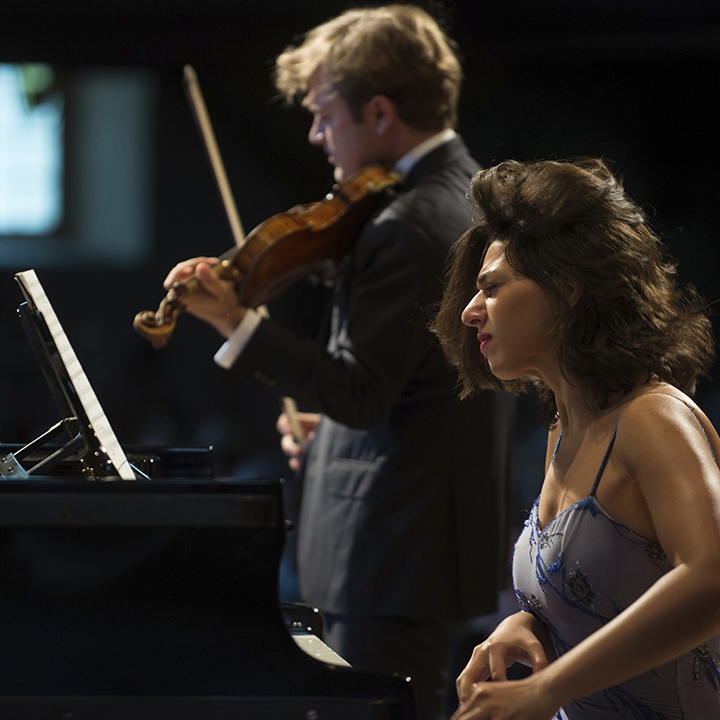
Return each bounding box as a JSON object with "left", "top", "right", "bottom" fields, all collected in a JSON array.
[{"left": 0, "top": 420, "right": 87, "bottom": 480}]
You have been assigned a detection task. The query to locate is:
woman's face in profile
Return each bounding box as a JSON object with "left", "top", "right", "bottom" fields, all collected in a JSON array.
[{"left": 461, "top": 241, "right": 559, "bottom": 383}]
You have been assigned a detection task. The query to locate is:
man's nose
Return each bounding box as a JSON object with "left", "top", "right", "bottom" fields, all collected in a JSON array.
[{"left": 308, "top": 118, "right": 324, "bottom": 145}]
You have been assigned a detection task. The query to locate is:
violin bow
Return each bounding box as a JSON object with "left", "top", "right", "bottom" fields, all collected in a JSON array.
[
  {"left": 183, "top": 65, "right": 246, "bottom": 247},
  {"left": 183, "top": 64, "right": 308, "bottom": 451}
]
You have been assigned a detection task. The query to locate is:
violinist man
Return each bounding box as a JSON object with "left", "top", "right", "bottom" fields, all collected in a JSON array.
[{"left": 163, "top": 5, "right": 515, "bottom": 719}]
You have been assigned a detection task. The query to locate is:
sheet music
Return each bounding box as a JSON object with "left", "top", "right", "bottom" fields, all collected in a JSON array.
[{"left": 15, "top": 269, "right": 135, "bottom": 480}]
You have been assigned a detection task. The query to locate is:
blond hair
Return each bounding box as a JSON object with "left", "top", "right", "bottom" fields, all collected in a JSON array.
[{"left": 274, "top": 4, "right": 462, "bottom": 131}]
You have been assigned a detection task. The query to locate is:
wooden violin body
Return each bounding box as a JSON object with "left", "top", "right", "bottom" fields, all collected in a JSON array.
[{"left": 133, "top": 164, "right": 399, "bottom": 348}]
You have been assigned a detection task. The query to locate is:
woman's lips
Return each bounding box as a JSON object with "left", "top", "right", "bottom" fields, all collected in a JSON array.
[{"left": 477, "top": 332, "right": 492, "bottom": 352}]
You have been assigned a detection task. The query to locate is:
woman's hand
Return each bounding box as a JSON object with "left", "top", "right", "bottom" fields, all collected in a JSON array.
[
  {"left": 456, "top": 611, "right": 551, "bottom": 701},
  {"left": 452, "top": 674, "right": 559, "bottom": 720},
  {"left": 163, "top": 256, "right": 246, "bottom": 338},
  {"left": 453, "top": 612, "right": 558, "bottom": 719}
]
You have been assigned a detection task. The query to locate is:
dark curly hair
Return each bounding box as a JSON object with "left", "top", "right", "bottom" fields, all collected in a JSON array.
[{"left": 432, "top": 157, "right": 715, "bottom": 427}]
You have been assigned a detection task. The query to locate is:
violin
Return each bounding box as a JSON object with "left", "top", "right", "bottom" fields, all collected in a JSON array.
[
  {"left": 134, "top": 66, "right": 398, "bottom": 449},
  {"left": 133, "top": 163, "right": 399, "bottom": 349},
  {"left": 133, "top": 66, "right": 399, "bottom": 349}
]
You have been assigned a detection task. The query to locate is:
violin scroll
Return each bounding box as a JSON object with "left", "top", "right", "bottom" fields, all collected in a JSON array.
[{"left": 133, "top": 259, "right": 244, "bottom": 348}]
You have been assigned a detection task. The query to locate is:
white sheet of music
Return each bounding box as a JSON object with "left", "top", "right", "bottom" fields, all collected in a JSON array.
[{"left": 15, "top": 269, "right": 135, "bottom": 480}]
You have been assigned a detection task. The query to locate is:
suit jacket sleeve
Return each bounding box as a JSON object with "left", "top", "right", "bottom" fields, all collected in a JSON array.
[{"left": 234, "top": 199, "right": 453, "bottom": 429}]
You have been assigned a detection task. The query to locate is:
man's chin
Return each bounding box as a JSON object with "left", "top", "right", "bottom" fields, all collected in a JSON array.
[{"left": 329, "top": 157, "right": 354, "bottom": 183}]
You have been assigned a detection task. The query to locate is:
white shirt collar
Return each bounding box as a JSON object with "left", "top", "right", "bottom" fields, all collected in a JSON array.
[{"left": 394, "top": 128, "right": 457, "bottom": 178}]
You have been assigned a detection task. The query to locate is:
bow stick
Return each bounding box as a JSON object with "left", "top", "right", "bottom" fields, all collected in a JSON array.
[{"left": 183, "top": 64, "right": 307, "bottom": 451}]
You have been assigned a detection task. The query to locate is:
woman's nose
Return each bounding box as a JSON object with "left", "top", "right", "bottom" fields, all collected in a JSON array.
[{"left": 461, "top": 292, "right": 486, "bottom": 327}]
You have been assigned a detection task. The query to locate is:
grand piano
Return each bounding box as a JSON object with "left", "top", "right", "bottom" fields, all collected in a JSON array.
[{"left": 0, "top": 272, "right": 415, "bottom": 718}]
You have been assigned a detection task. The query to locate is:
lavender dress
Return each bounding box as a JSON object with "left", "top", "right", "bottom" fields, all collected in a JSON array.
[{"left": 513, "top": 426, "right": 720, "bottom": 719}]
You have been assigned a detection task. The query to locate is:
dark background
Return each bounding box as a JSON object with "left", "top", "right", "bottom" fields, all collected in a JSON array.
[{"left": 1, "top": 0, "right": 719, "bottom": 501}]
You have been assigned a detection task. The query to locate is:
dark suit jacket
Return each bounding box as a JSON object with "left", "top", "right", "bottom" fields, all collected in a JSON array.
[{"left": 236, "top": 136, "right": 516, "bottom": 621}]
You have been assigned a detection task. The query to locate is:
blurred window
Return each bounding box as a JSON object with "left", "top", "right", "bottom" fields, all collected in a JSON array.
[
  {"left": 0, "top": 65, "right": 154, "bottom": 269},
  {"left": 0, "top": 63, "right": 63, "bottom": 235}
]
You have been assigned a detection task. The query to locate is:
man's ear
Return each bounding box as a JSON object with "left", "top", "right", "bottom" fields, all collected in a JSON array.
[{"left": 365, "top": 94, "right": 397, "bottom": 134}]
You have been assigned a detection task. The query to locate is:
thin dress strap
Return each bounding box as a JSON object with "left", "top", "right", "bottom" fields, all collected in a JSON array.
[
  {"left": 590, "top": 425, "right": 619, "bottom": 496},
  {"left": 550, "top": 432, "right": 562, "bottom": 463}
]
